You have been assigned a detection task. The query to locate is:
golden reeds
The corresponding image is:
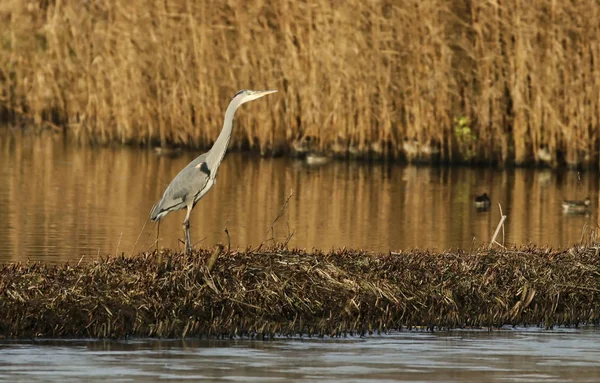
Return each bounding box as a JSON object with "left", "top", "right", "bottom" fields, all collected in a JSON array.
[
  {"left": 0, "top": 1, "right": 599, "bottom": 167},
  {"left": 1, "top": 246, "right": 599, "bottom": 339}
]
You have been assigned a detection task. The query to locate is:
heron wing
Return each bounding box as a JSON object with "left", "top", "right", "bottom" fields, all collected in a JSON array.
[{"left": 150, "top": 156, "right": 211, "bottom": 219}]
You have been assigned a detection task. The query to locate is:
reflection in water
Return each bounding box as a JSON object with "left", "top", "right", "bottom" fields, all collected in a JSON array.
[
  {"left": 0, "top": 128, "right": 598, "bottom": 263},
  {"left": 1, "top": 329, "right": 600, "bottom": 382}
]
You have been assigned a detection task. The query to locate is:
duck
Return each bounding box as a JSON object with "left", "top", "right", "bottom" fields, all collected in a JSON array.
[
  {"left": 401, "top": 138, "right": 419, "bottom": 160},
  {"left": 304, "top": 152, "right": 331, "bottom": 166},
  {"left": 474, "top": 193, "right": 491, "bottom": 210},
  {"left": 291, "top": 135, "right": 317, "bottom": 157},
  {"left": 153, "top": 146, "right": 182, "bottom": 157},
  {"left": 561, "top": 197, "right": 591, "bottom": 214}
]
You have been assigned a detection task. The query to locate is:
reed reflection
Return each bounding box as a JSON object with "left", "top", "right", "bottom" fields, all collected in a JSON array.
[{"left": 0, "top": 129, "right": 597, "bottom": 264}]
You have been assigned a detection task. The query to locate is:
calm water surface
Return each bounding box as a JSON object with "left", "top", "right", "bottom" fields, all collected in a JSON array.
[
  {"left": 1, "top": 329, "right": 600, "bottom": 382},
  {"left": 2, "top": 129, "right": 600, "bottom": 381},
  {"left": 0, "top": 128, "right": 598, "bottom": 263}
]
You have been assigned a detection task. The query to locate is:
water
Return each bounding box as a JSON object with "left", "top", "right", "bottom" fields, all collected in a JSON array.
[
  {"left": 1, "top": 329, "right": 600, "bottom": 382},
  {"left": 0, "top": 128, "right": 597, "bottom": 263},
  {"left": 2, "top": 128, "right": 600, "bottom": 381}
]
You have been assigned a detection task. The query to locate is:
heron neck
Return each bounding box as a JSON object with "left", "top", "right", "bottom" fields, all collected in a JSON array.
[{"left": 206, "top": 98, "right": 241, "bottom": 173}]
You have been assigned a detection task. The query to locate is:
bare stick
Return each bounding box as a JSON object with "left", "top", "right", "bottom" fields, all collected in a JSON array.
[
  {"left": 115, "top": 232, "right": 123, "bottom": 257},
  {"left": 224, "top": 227, "right": 231, "bottom": 253},
  {"left": 192, "top": 236, "right": 208, "bottom": 248},
  {"left": 262, "top": 189, "right": 295, "bottom": 245},
  {"left": 207, "top": 244, "right": 224, "bottom": 273},
  {"left": 498, "top": 203, "right": 506, "bottom": 246},
  {"left": 580, "top": 222, "right": 589, "bottom": 245},
  {"left": 144, "top": 239, "right": 159, "bottom": 253},
  {"left": 489, "top": 203, "right": 507, "bottom": 249},
  {"left": 489, "top": 217, "right": 507, "bottom": 249},
  {"left": 130, "top": 218, "right": 149, "bottom": 255},
  {"left": 281, "top": 221, "right": 295, "bottom": 248},
  {"left": 282, "top": 229, "right": 296, "bottom": 248},
  {"left": 580, "top": 223, "right": 599, "bottom": 246}
]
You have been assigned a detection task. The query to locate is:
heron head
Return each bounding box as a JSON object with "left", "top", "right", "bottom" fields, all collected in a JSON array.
[{"left": 233, "top": 89, "right": 278, "bottom": 105}]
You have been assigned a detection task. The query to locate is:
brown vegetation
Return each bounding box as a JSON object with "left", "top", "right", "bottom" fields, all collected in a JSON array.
[
  {"left": 0, "top": 1, "right": 599, "bottom": 167},
  {"left": 1, "top": 245, "right": 599, "bottom": 339}
]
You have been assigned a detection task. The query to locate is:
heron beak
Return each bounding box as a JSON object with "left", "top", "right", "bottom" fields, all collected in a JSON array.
[{"left": 256, "top": 90, "right": 278, "bottom": 97}]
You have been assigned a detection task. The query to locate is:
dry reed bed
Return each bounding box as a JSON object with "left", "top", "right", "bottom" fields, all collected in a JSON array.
[
  {"left": 1, "top": 1, "right": 599, "bottom": 167},
  {"left": 1, "top": 246, "right": 599, "bottom": 339}
]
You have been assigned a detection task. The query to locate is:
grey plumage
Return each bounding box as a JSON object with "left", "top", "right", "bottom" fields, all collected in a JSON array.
[
  {"left": 150, "top": 152, "right": 210, "bottom": 221},
  {"left": 150, "top": 89, "right": 277, "bottom": 254}
]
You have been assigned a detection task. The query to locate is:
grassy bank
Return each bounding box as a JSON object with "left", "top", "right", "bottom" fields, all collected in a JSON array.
[
  {"left": 0, "top": 1, "right": 599, "bottom": 167},
  {"left": 1, "top": 246, "right": 599, "bottom": 339}
]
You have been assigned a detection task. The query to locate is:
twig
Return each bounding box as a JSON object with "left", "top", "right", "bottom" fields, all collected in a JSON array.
[
  {"left": 192, "top": 235, "right": 208, "bottom": 248},
  {"left": 580, "top": 223, "right": 590, "bottom": 245},
  {"left": 224, "top": 227, "right": 231, "bottom": 253},
  {"left": 580, "top": 223, "right": 599, "bottom": 246},
  {"left": 115, "top": 232, "right": 123, "bottom": 256},
  {"left": 499, "top": 203, "right": 505, "bottom": 246},
  {"left": 557, "top": 283, "right": 600, "bottom": 293},
  {"left": 282, "top": 221, "right": 295, "bottom": 247},
  {"left": 261, "top": 189, "right": 294, "bottom": 246},
  {"left": 489, "top": 203, "right": 507, "bottom": 249},
  {"left": 131, "top": 219, "right": 149, "bottom": 255},
  {"left": 227, "top": 297, "right": 264, "bottom": 311},
  {"left": 144, "top": 239, "right": 159, "bottom": 253},
  {"left": 282, "top": 228, "right": 296, "bottom": 248},
  {"left": 207, "top": 244, "right": 224, "bottom": 273}
]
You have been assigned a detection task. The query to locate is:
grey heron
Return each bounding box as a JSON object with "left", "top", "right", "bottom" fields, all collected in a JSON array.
[{"left": 150, "top": 89, "right": 278, "bottom": 254}]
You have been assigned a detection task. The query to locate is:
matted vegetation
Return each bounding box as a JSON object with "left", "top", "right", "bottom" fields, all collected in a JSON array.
[
  {"left": 1, "top": 245, "right": 599, "bottom": 339},
  {"left": 0, "top": 1, "right": 599, "bottom": 166}
]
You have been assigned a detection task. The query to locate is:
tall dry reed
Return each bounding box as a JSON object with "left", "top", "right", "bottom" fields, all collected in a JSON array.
[{"left": 0, "top": 0, "right": 599, "bottom": 167}]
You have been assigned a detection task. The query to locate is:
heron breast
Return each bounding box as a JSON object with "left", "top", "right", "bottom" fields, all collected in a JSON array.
[{"left": 195, "top": 178, "right": 215, "bottom": 202}]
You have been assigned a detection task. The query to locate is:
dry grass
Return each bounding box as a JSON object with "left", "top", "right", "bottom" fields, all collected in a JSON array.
[
  {"left": 0, "top": 1, "right": 599, "bottom": 166},
  {"left": 1, "top": 245, "right": 600, "bottom": 339}
]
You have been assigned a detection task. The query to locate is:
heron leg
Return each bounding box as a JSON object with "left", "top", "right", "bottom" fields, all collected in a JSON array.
[
  {"left": 156, "top": 220, "right": 160, "bottom": 251},
  {"left": 183, "top": 203, "right": 193, "bottom": 255}
]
